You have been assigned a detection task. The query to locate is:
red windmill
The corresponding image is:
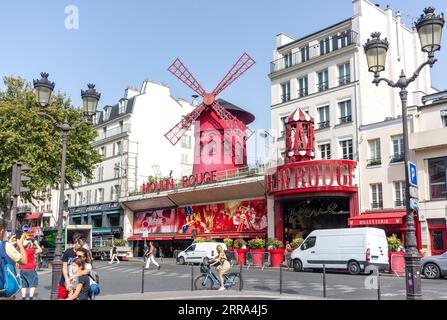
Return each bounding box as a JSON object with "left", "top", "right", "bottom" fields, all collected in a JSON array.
[{"left": 164, "top": 52, "right": 256, "bottom": 176}]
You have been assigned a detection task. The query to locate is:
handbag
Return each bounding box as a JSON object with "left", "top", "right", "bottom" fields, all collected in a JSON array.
[{"left": 88, "top": 271, "right": 100, "bottom": 296}]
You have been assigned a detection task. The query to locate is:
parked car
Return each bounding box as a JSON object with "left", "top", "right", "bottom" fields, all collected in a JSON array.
[
  {"left": 177, "top": 242, "right": 227, "bottom": 265},
  {"left": 421, "top": 252, "right": 447, "bottom": 279},
  {"left": 291, "top": 227, "right": 389, "bottom": 275}
]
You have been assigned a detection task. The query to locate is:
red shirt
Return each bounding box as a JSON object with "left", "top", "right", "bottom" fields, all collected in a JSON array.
[{"left": 20, "top": 248, "right": 37, "bottom": 270}]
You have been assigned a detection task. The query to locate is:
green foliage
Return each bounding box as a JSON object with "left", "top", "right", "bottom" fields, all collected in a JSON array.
[
  {"left": 0, "top": 76, "right": 102, "bottom": 216},
  {"left": 267, "top": 238, "right": 284, "bottom": 249},
  {"left": 233, "top": 238, "right": 246, "bottom": 249},
  {"left": 247, "top": 238, "right": 266, "bottom": 249},
  {"left": 193, "top": 237, "right": 210, "bottom": 243},
  {"left": 113, "top": 239, "right": 127, "bottom": 247},
  {"left": 223, "top": 238, "right": 233, "bottom": 248},
  {"left": 291, "top": 238, "right": 304, "bottom": 249},
  {"left": 387, "top": 234, "right": 402, "bottom": 252}
]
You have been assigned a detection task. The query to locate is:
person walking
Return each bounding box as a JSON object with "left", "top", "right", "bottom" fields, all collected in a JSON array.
[
  {"left": 210, "top": 245, "right": 230, "bottom": 291},
  {"left": 109, "top": 245, "right": 119, "bottom": 264},
  {"left": 19, "top": 238, "right": 42, "bottom": 300},
  {"left": 144, "top": 241, "right": 160, "bottom": 270}
]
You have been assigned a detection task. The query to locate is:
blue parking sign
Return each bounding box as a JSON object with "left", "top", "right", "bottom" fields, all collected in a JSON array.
[
  {"left": 22, "top": 224, "right": 29, "bottom": 233},
  {"left": 408, "top": 162, "right": 418, "bottom": 187}
]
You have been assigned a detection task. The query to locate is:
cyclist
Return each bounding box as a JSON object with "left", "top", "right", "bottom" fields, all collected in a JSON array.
[{"left": 209, "top": 245, "right": 230, "bottom": 291}]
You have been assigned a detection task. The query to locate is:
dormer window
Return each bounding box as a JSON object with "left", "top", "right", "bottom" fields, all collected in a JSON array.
[
  {"left": 119, "top": 99, "right": 128, "bottom": 114},
  {"left": 103, "top": 107, "right": 111, "bottom": 121}
]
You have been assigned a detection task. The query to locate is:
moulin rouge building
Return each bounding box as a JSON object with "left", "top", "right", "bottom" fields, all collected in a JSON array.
[{"left": 120, "top": 53, "right": 360, "bottom": 255}]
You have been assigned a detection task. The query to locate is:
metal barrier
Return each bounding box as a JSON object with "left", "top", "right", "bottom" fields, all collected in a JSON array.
[
  {"left": 390, "top": 254, "right": 406, "bottom": 276},
  {"left": 245, "top": 251, "right": 271, "bottom": 270}
]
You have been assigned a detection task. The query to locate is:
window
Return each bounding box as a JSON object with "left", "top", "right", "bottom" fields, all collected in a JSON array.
[
  {"left": 119, "top": 120, "right": 124, "bottom": 133},
  {"left": 108, "top": 214, "right": 120, "bottom": 227},
  {"left": 91, "top": 215, "right": 102, "bottom": 228},
  {"left": 391, "top": 135, "right": 404, "bottom": 162},
  {"left": 298, "top": 76, "right": 308, "bottom": 97},
  {"left": 284, "top": 51, "right": 293, "bottom": 68},
  {"left": 66, "top": 194, "right": 71, "bottom": 207},
  {"left": 319, "top": 37, "right": 330, "bottom": 55},
  {"left": 338, "top": 63, "right": 351, "bottom": 85},
  {"left": 97, "top": 166, "right": 104, "bottom": 182},
  {"left": 181, "top": 135, "right": 192, "bottom": 149},
  {"left": 338, "top": 100, "right": 352, "bottom": 123},
  {"left": 394, "top": 181, "right": 405, "bottom": 207},
  {"left": 317, "top": 70, "right": 329, "bottom": 92},
  {"left": 100, "top": 146, "right": 106, "bottom": 157},
  {"left": 300, "top": 46, "right": 309, "bottom": 62},
  {"left": 368, "top": 139, "right": 381, "bottom": 166},
  {"left": 113, "top": 141, "right": 122, "bottom": 156},
  {"left": 86, "top": 190, "right": 92, "bottom": 205},
  {"left": 119, "top": 100, "right": 127, "bottom": 114},
  {"left": 301, "top": 237, "right": 316, "bottom": 250},
  {"left": 280, "top": 82, "right": 291, "bottom": 102},
  {"left": 370, "top": 183, "right": 383, "bottom": 209},
  {"left": 429, "top": 157, "right": 447, "bottom": 199},
  {"left": 319, "top": 143, "right": 331, "bottom": 160},
  {"left": 317, "top": 106, "right": 330, "bottom": 129},
  {"left": 441, "top": 110, "right": 447, "bottom": 127},
  {"left": 114, "top": 163, "right": 121, "bottom": 178},
  {"left": 111, "top": 185, "right": 119, "bottom": 201},
  {"left": 181, "top": 153, "right": 189, "bottom": 164},
  {"left": 340, "top": 30, "right": 352, "bottom": 48},
  {"left": 103, "top": 107, "right": 111, "bottom": 121},
  {"left": 96, "top": 188, "right": 104, "bottom": 203},
  {"left": 77, "top": 192, "right": 83, "bottom": 205},
  {"left": 340, "top": 139, "right": 353, "bottom": 160}
]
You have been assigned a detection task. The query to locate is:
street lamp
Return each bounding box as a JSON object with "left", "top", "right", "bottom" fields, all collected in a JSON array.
[
  {"left": 363, "top": 7, "right": 444, "bottom": 300},
  {"left": 33, "top": 72, "right": 101, "bottom": 300}
]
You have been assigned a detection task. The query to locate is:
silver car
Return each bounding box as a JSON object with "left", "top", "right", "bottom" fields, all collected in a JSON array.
[{"left": 421, "top": 252, "right": 447, "bottom": 279}]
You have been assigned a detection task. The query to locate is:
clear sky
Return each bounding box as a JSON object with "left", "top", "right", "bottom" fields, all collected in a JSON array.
[{"left": 0, "top": 0, "right": 446, "bottom": 135}]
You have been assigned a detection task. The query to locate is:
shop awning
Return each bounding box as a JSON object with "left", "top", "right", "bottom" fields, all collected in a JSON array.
[
  {"left": 348, "top": 211, "right": 406, "bottom": 227},
  {"left": 24, "top": 213, "right": 43, "bottom": 220}
]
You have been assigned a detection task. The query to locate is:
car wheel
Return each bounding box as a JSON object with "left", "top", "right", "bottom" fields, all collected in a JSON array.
[
  {"left": 179, "top": 256, "right": 186, "bottom": 265},
  {"left": 293, "top": 259, "right": 303, "bottom": 272},
  {"left": 348, "top": 261, "right": 361, "bottom": 275},
  {"left": 423, "top": 263, "right": 441, "bottom": 279}
]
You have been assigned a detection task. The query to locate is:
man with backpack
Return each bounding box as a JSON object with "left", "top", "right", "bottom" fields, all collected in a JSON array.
[{"left": 0, "top": 218, "right": 28, "bottom": 299}]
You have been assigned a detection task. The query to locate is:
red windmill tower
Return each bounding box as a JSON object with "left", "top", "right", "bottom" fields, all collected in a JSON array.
[
  {"left": 164, "top": 52, "right": 256, "bottom": 176},
  {"left": 284, "top": 108, "right": 316, "bottom": 164}
]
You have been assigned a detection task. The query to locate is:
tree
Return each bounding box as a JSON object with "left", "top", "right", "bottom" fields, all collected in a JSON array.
[{"left": 0, "top": 76, "right": 103, "bottom": 218}]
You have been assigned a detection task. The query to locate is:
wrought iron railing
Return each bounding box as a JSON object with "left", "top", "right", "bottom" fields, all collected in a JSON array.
[
  {"left": 338, "top": 75, "right": 351, "bottom": 86},
  {"left": 395, "top": 200, "right": 405, "bottom": 208},
  {"left": 339, "top": 115, "right": 352, "bottom": 124},
  {"left": 317, "top": 81, "right": 329, "bottom": 92},
  {"left": 391, "top": 154, "right": 405, "bottom": 163},
  {"left": 298, "top": 88, "right": 308, "bottom": 98},
  {"left": 96, "top": 124, "right": 131, "bottom": 141},
  {"left": 371, "top": 202, "right": 384, "bottom": 210},
  {"left": 280, "top": 94, "right": 290, "bottom": 103},
  {"left": 318, "top": 121, "right": 330, "bottom": 129}
]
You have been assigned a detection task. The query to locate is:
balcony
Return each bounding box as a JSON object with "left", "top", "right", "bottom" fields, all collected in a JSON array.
[
  {"left": 298, "top": 88, "right": 308, "bottom": 98},
  {"left": 318, "top": 121, "right": 330, "bottom": 129},
  {"left": 395, "top": 200, "right": 405, "bottom": 208},
  {"left": 280, "top": 94, "right": 290, "bottom": 103},
  {"left": 391, "top": 154, "right": 405, "bottom": 163},
  {"left": 270, "top": 30, "right": 358, "bottom": 74},
  {"left": 338, "top": 75, "right": 351, "bottom": 86},
  {"left": 339, "top": 115, "right": 352, "bottom": 124},
  {"left": 317, "top": 81, "right": 329, "bottom": 92},
  {"left": 367, "top": 158, "right": 382, "bottom": 167},
  {"left": 96, "top": 124, "right": 131, "bottom": 142},
  {"left": 371, "top": 202, "right": 383, "bottom": 210}
]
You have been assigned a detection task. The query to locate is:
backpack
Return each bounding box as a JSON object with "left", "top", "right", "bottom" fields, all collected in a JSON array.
[
  {"left": 88, "top": 271, "right": 100, "bottom": 297},
  {"left": 0, "top": 241, "right": 22, "bottom": 298}
]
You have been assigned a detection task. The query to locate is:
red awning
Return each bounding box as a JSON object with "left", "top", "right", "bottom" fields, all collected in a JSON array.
[
  {"left": 24, "top": 213, "right": 43, "bottom": 220},
  {"left": 348, "top": 211, "right": 406, "bottom": 227}
]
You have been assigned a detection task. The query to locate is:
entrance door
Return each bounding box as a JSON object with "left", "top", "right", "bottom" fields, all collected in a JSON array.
[{"left": 430, "top": 229, "right": 447, "bottom": 256}]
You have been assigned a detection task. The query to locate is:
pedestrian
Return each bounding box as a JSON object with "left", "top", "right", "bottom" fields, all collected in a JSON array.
[
  {"left": 19, "top": 238, "right": 42, "bottom": 300},
  {"left": 210, "top": 245, "right": 230, "bottom": 291},
  {"left": 75, "top": 247, "right": 100, "bottom": 299},
  {"left": 0, "top": 218, "right": 28, "bottom": 300},
  {"left": 143, "top": 243, "right": 150, "bottom": 262},
  {"left": 66, "top": 258, "right": 91, "bottom": 300},
  {"left": 109, "top": 244, "right": 119, "bottom": 264},
  {"left": 58, "top": 238, "right": 82, "bottom": 299},
  {"left": 144, "top": 241, "right": 160, "bottom": 270},
  {"left": 285, "top": 241, "right": 293, "bottom": 253}
]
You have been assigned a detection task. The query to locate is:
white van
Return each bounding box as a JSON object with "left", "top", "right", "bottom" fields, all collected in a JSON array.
[
  {"left": 177, "top": 242, "right": 227, "bottom": 265},
  {"left": 291, "top": 228, "right": 389, "bottom": 275}
]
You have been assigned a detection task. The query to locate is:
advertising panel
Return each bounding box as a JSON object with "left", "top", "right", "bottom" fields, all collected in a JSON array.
[{"left": 133, "top": 208, "right": 179, "bottom": 234}]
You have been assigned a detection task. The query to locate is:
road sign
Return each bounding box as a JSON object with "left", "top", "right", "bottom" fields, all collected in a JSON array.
[
  {"left": 22, "top": 224, "right": 29, "bottom": 233},
  {"left": 142, "top": 221, "right": 149, "bottom": 228},
  {"left": 408, "top": 162, "right": 418, "bottom": 187},
  {"left": 409, "top": 186, "right": 419, "bottom": 199},
  {"left": 410, "top": 198, "right": 419, "bottom": 211},
  {"left": 142, "top": 228, "right": 148, "bottom": 238}
]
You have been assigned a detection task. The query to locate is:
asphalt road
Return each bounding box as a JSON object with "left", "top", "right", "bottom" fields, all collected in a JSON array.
[{"left": 33, "top": 260, "right": 447, "bottom": 300}]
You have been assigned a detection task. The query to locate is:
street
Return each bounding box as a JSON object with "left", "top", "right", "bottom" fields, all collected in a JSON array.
[{"left": 33, "top": 260, "right": 447, "bottom": 300}]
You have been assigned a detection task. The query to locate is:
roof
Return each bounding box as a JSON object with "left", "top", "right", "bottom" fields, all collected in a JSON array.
[
  {"left": 288, "top": 107, "right": 314, "bottom": 123},
  {"left": 348, "top": 211, "right": 406, "bottom": 226},
  {"left": 216, "top": 98, "right": 255, "bottom": 125},
  {"left": 96, "top": 96, "right": 136, "bottom": 125}
]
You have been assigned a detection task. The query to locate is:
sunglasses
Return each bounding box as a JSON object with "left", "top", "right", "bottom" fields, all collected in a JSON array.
[{"left": 76, "top": 255, "right": 86, "bottom": 258}]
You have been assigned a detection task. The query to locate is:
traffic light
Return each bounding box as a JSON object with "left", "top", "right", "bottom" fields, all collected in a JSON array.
[{"left": 12, "top": 162, "right": 31, "bottom": 197}]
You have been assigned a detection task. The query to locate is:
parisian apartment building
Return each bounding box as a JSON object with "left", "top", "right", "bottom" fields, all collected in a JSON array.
[{"left": 57, "top": 80, "right": 195, "bottom": 243}]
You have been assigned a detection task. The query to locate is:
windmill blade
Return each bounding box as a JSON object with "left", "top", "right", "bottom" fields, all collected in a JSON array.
[
  {"left": 210, "top": 101, "right": 254, "bottom": 139},
  {"left": 168, "top": 58, "right": 206, "bottom": 97},
  {"left": 212, "top": 52, "right": 256, "bottom": 97},
  {"left": 164, "top": 103, "right": 207, "bottom": 146}
]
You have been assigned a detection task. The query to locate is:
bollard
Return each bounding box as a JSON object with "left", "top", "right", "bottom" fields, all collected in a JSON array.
[
  {"left": 191, "top": 264, "right": 194, "bottom": 291},
  {"left": 279, "top": 264, "right": 283, "bottom": 294},
  {"left": 141, "top": 266, "right": 145, "bottom": 294},
  {"left": 239, "top": 263, "right": 243, "bottom": 291},
  {"left": 377, "top": 270, "right": 381, "bottom": 300},
  {"left": 323, "top": 264, "right": 326, "bottom": 298}
]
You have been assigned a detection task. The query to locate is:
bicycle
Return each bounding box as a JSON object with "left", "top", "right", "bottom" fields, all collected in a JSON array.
[{"left": 194, "top": 263, "right": 243, "bottom": 290}]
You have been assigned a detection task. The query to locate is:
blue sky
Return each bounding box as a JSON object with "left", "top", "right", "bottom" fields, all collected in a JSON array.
[{"left": 0, "top": 0, "right": 446, "bottom": 133}]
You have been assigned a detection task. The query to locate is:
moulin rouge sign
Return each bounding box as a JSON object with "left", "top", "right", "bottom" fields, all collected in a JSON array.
[
  {"left": 267, "top": 159, "right": 358, "bottom": 195},
  {"left": 141, "top": 171, "right": 218, "bottom": 194}
]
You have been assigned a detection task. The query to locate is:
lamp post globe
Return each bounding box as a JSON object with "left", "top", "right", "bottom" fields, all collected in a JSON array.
[
  {"left": 33, "top": 72, "right": 55, "bottom": 108},
  {"left": 81, "top": 83, "right": 101, "bottom": 118},
  {"left": 363, "top": 32, "right": 389, "bottom": 73},
  {"left": 415, "top": 7, "right": 445, "bottom": 54}
]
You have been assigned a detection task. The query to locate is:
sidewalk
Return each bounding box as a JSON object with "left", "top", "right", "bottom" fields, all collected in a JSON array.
[{"left": 96, "top": 290, "right": 330, "bottom": 300}]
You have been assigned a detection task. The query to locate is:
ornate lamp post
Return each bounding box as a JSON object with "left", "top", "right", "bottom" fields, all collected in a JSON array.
[
  {"left": 33, "top": 73, "right": 101, "bottom": 300},
  {"left": 363, "top": 7, "right": 444, "bottom": 300}
]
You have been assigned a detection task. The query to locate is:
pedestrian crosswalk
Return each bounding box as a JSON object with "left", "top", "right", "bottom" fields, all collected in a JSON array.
[{"left": 91, "top": 264, "right": 190, "bottom": 279}]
